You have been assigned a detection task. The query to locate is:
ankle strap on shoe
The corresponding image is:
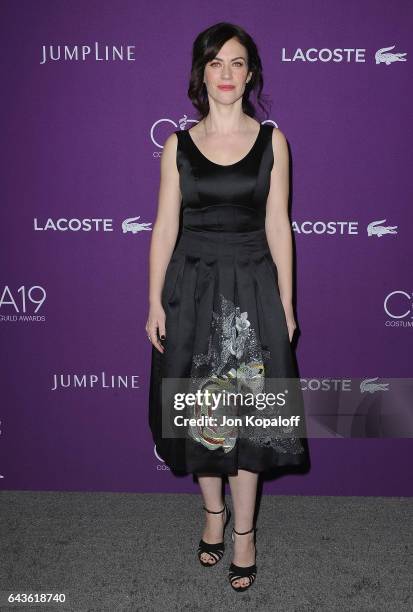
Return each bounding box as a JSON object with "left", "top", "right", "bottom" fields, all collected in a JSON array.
[
  {"left": 232, "top": 526, "right": 255, "bottom": 536},
  {"left": 203, "top": 503, "right": 226, "bottom": 514}
]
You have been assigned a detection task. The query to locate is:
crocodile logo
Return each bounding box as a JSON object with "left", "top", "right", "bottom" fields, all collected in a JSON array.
[
  {"left": 360, "top": 377, "right": 389, "bottom": 393},
  {"left": 375, "top": 45, "right": 407, "bottom": 65},
  {"left": 122, "top": 216, "right": 152, "bottom": 234},
  {"left": 367, "top": 219, "right": 398, "bottom": 237}
]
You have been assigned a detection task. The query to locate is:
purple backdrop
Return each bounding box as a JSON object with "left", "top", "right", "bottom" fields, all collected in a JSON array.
[{"left": 1, "top": 0, "right": 412, "bottom": 496}]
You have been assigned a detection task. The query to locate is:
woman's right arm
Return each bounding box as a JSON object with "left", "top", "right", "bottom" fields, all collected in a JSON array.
[{"left": 146, "top": 132, "right": 181, "bottom": 353}]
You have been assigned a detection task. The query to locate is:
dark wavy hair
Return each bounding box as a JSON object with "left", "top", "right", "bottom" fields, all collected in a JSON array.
[{"left": 188, "top": 22, "right": 272, "bottom": 121}]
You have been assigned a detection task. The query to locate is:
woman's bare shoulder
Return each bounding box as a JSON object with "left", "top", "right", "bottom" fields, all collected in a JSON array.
[
  {"left": 271, "top": 125, "right": 287, "bottom": 142},
  {"left": 163, "top": 130, "right": 179, "bottom": 150},
  {"left": 271, "top": 126, "right": 288, "bottom": 154},
  {"left": 160, "top": 131, "right": 179, "bottom": 171}
]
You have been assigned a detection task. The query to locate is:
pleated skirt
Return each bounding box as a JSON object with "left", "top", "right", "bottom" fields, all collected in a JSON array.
[{"left": 149, "top": 227, "right": 309, "bottom": 475}]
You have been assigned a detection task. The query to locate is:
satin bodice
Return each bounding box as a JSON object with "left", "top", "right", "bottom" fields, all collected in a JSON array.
[{"left": 174, "top": 123, "right": 274, "bottom": 233}]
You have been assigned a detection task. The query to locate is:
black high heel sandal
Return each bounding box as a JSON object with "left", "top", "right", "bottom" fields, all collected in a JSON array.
[
  {"left": 197, "top": 502, "right": 231, "bottom": 567},
  {"left": 228, "top": 526, "right": 257, "bottom": 592}
]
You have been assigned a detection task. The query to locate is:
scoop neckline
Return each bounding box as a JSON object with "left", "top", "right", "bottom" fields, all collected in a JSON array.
[{"left": 185, "top": 123, "right": 263, "bottom": 168}]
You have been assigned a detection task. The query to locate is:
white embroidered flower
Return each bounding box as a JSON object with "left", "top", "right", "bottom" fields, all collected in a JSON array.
[{"left": 236, "top": 311, "right": 250, "bottom": 332}]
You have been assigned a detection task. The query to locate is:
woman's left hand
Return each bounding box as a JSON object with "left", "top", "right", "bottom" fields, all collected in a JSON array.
[{"left": 281, "top": 301, "right": 297, "bottom": 343}]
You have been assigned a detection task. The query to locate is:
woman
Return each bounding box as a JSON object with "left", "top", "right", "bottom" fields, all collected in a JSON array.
[{"left": 147, "top": 22, "right": 309, "bottom": 592}]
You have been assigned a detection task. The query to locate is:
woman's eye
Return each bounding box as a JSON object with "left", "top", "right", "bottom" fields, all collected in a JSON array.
[{"left": 210, "top": 61, "right": 244, "bottom": 67}]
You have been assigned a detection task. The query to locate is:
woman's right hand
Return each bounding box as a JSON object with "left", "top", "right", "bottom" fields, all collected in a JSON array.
[{"left": 145, "top": 302, "right": 166, "bottom": 354}]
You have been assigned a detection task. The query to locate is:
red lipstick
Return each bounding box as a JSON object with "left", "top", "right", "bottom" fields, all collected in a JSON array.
[{"left": 217, "top": 85, "right": 235, "bottom": 90}]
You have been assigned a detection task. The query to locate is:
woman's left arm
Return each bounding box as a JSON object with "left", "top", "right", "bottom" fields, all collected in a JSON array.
[{"left": 265, "top": 127, "right": 297, "bottom": 342}]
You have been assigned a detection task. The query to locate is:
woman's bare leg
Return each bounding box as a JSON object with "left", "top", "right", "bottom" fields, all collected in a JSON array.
[
  {"left": 197, "top": 475, "right": 226, "bottom": 565},
  {"left": 228, "top": 469, "right": 258, "bottom": 588}
]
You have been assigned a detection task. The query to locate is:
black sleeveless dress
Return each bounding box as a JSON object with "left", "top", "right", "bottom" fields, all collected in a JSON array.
[{"left": 149, "top": 122, "right": 309, "bottom": 475}]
